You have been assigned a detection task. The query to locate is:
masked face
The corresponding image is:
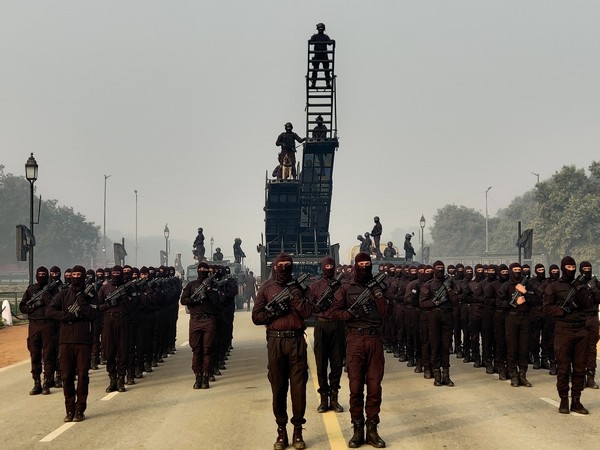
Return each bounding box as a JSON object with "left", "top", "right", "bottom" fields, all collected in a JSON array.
[
  {"left": 197, "top": 267, "right": 209, "bottom": 281},
  {"left": 354, "top": 261, "right": 372, "bottom": 284},
  {"left": 475, "top": 269, "right": 485, "bottom": 281},
  {"left": 71, "top": 271, "right": 85, "bottom": 288},
  {"left": 535, "top": 268, "right": 545, "bottom": 280},
  {"left": 111, "top": 270, "right": 123, "bottom": 285},
  {"left": 123, "top": 268, "right": 132, "bottom": 282},
  {"left": 423, "top": 269, "right": 433, "bottom": 282},
  {"left": 510, "top": 267, "right": 522, "bottom": 282},
  {"left": 550, "top": 269, "right": 560, "bottom": 280},
  {"left": 50, "top": 271, "right": 61, "bottom": 282},
  {"left": 562, "top": 265, "right": 576, "bottom": 282},
  {"left": 273, "top": 261, "right": 293, "bottom": 284},
  {"left": 487, "top": 270, "right": 497, "bottom": 281},
  {"left": 434, "top": 265, "right": 445, "bottom": 279},
  {"left": 323, "top": 263, "right": 335, "bottom": 279},
  {"left": 499, "top": 270, "right": 510, "bottom": 282},
  {"left": 36, "top": 270, "right": 49, "bottom": 287}
]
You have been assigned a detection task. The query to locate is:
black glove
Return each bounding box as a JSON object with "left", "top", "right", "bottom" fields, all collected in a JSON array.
[{"left": 362, "top": 301, "right": 373, "bottom": 315}]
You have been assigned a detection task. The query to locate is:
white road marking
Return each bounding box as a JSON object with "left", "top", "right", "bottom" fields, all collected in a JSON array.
[
  {"left": 0, "top": 360, "right": 29, "bottom": 373},
  {"left": 541, "top": 397, "right": 587, "bottom": 415},
  {"left": 40, "top": 423, "right": 76, "bottom": 442},
  {"left": 101, "top": 392, "right": 119, "bottom": 401}
]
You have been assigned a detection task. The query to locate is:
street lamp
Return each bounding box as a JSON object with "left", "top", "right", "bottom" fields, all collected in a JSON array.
[
  {"left": 103, "top": 174, "right": 111, "bottom": 267},
  {"left": 134, "top": 190, "right": 138, "bottom": 266},
  {"left": 485, "top": 186, "right": 492, "bottom": 254},
  {"left": 25, "top": 153, "right": 38, "bottom": 286},
  {"left": 164, "top": 223, "right": 170, "bottom": 266},
  {"left": 419, "top": 214, "right": 426, "bottom": 262},
  {"left": 531, "top": 172, "right": 540, "bottom": 184},
  {"left": 210, "top": 236, "right": 214, "bottom": 260}
]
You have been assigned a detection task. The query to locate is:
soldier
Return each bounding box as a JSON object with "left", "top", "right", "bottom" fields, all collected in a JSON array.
[
  {"left": 371, "top": 216, "right": 383, "bottom": 260},
  {"left": 193, "top": 227, "right": 205, "bottom": 261},
  {"left": 48, "top": 266, "right": 64, "bottom": 387},
  {"left": 19, "top": 266, "right": 56, "bottom": 395},
  {"left": 498, "top": 263, "right": 532, "bottom": 387},
  {"left": 312, "top": 115, "right": 328, "bottom": 139},
  {"left": 46, "top": 265, "right": 98, "bottom": 422},
  {"left": 252, "top": 253, "right": 313, "bottom": 450},
  {"left": 310, "top": 256, "right": 345, "bottom": 414},
  {"left": 309, "top": 23, "right": 332, "bottom": 89},
  {"left": 451, "top": 264, "right": 464, "bottom": 358},
  {"left": 180, "top": 262, "right": 221, "bottom": 389},
  {"left": 527, "top": 264, "right": 547, "bottom": 370},
  {"left": 481, "top": 265, "right": 498, "bottom": 374},
  {"left": 403, "top": 234, "right": 416, "bottom": 262},
  {"left": 468, "top": 264, "right": 485, "bottom": 368},
  {"left": 579, "top": 261, "right": 600, "bottom": 389},
  {"left": 233, "top": 238, "right": 246, "bottom": 264},
  {"left": 420, "top": 260, "right": 457, "bottom": 387},
  {"left": 276, "top": 123, "right": 305, "bottom": 179},
  {"left": 91, "top": 268, "right": 105, "bottom": 370},
  {"left": 404, "top": 264, "right": 423, "bottom": 371},
  {"left": 245, "top": 270, "right": 257, "bottom": 311},
  {"left": 331, "top": 252, "right": 390, "bottom": 448},
  {"left": 98, "top": 265, "right": 134, "bottom": 393},
  {"left": 212, "top": 247, "right": 224, "bottom": 261},
  {"left": 543, "top": 256, "right": 593, "bottom": 414},
  {"left": 459, "top": 266, "right": 473, "bottom": 363},
  {"left": 493, "top": 264, "right": 510, "bottom": 380},
  {"left": 383, "top": 242, "right": 397, "bottom": 259},
  {"left": 541, "top": 264, "right": 560, "bottom": 375}
]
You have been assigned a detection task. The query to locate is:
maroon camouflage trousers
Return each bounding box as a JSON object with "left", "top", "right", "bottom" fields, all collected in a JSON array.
[
  {"left": 102, "top": 314, "right": 130, "bottom": 377},
  {"left": 27, "top": 319, "right": 56, "bottom": 380},
  {"left": 346, "top": 333, "right": 385, "bottom": 423},
  {"left": 189, "top": 316, "right": 216, "bottom": 374},
  {"left": 59, "top": 343, "right": 92, "bottom": 414},
  {"left": 267, "top": 335, "right": 308, "bottom": 426},
  {"left": 554, "top": 322, "right": 588, "bottom": 397},
  {"left": 585, "top": 314, "right": 599, "bottom": 372}
]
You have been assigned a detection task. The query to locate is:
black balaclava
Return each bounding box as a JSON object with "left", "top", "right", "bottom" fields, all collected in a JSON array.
[
  {"left": 50, "top": 266, "right": 62, "bottom": 282},
  {"left": 423, "top": 265, "right": 434, "bottom": 282},
  {"left": 433, "top": 260, "right": 445, "bottom": 280},
  {"left": 197, "top": 262, "right": 210, "bottom": 281},
  {"left": 455, "top": 264, "right": 464, "bottom": 281},
  {"left": 111, "top": 265, "right": 124, "bottom": 285},
  {"left": 71, "top": 265, "right": 86, "bottom": 289},
  {"left": 408, "top": 264, "right": 418, "bottom": 281},
  {"left": 86, "top": 269, "right": 95, "bottom": 283},
  {"left": 474, "top": 264, "right": 485, "bottom": 282},
  {"left": 560, "top": 256, "right": 576, "bottom": 282},
  {"left": 464, "top": 266, "right": 473, "bottom": 282},
  {"left": 534, "top": 263, "right": 545, "bottom": 281},
  {"left": 273, "top": 253, "right": 293, "bottom": 284},
  {"left": 321, "top": 256, "right": 336, "bottom": 280},
  {"left": 123, "top": 265, "right": 133, "bottom": 282},
  {"left": 549, "top": 264, "right": 560, "bottom": 281},
  {"left": 148, "top": 266, "right": 156, "bottom": 280},
  {"left": 447, "top": 265, "right": 456, "bottom": 277},
  {"left": 498, "top": 264, "right": 509, "bottom": 282},
  {"left": 36, "top": 266, "right": 49, "bottom": 287},
  {"left": 64, "top": 268, "right": 72, "bottom": 285},
  {"left": 579, "top": 261, "right": 592, "bottom": 281},
  {"left": 354, "top": 252, "right": 373, "bottom": 284},
  {"left": 487, "top": 264, "right": 498, "bottom": 282},
  {"left": 96, "top": 269, "right": 105, "bottom": 283},
  {"left": 132, "top": 267, "right": 140, "bottom": 279},
  {"left": 522, "top": 264, "right": 531, "bottom": 279},
  {"left": 509, "top": 262, "right": 522, "bottom": 283}
]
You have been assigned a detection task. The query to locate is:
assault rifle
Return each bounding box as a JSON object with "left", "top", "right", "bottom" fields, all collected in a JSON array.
[
  {"left": 191, "top": 273, "right": 217, "bottom": 303},
  {"left": 315, "top": 272, "right": 344, "bottom": 312},
  {"left": 431, "top": 276, "right": 454, "bottom": 306},
  {"left": 104, "top": 280, "right": 135, "bottom": 308},
  {"left": 510, "top": 277, "right": 529, "bottom": 308},
  {"left": 265, "top": 273, "right": 310, "bottom": 316},
  {"left": 347, "top": 272, "right": 387, "bottom": 318},
  {"left": 560, "top": 274, "right": 586, "bottom": 314},
  {"left": 84, "top": 278, "right": 95, "bottom": 299},
  {"left": 26, "top": 280, "right": 59, "bottom": 307}
]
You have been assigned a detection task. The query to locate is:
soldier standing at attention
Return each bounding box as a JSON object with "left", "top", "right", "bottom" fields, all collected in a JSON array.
[
  {"left": 371, "top": 216, "right": 383, "bottom": 260},
  {"left": 543, "top": 256, "right": 593, "bottom": 414},
  {"left": 46, "top": 265, "right": 98, "bottom": 422},
  {"left": 19, "top": 266, "right": 56, "bottom": 395},
  {"left": 252, "top": 253, "right": 314, "bottom": 450},
  {"left": 331, "top": 252, "right": 390, "bottom": 448},
  {"left": 578, "top": 261, "right": 600, "bottom": 389},
  {"left": 310, "top": 256, "right": 345, "bottom": 414}
]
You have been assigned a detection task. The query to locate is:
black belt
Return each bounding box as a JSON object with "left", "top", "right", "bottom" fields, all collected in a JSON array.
[
  {"left": 316, "top": 317, "right": 334, "bottom": 322},
  {"left": 29, "top": 318, "right": 53, "bottom": 323},
  {"left": 508, "top": 310, "right": 527, "bottom": 315},
  {"left": 192, "top": 313, "right": 212, "bottom": 320},
  {"left": 347, "top": 327, "right": 380, "bottom": 336},
  {"left": 105, "top": 311, "right": 128, "bottom": 318},
  {"left": 556, "top": 321, "right": 586, "bottom": 329},
  {"left": 267, "top": 330, "right": 304, "bottom": 338}
]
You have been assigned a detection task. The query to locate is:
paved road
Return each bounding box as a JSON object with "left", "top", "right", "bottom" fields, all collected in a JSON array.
[{"left": 0, "top": 309, "right": 598, "bottom": 449}]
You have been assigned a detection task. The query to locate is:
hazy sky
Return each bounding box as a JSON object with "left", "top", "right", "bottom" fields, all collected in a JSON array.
[{"left": 2, "top": 1, "right": 599, "bottom": 270}]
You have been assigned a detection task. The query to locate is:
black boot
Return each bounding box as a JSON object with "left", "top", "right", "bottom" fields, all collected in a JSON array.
[
  {"left": 558, "top": 396, "right": 569, "bottom": 414},
  {"left": 54, "top": 372, "right": 62, "bottom": 388},
  {"left": 126, "top": 374, "right": 135, "bottom": 385},
  {"left": 473, "top": 356, "right": 482, "bottom": 368},
  {"left": 570, "top": 396, "right": 589, "bottom": 415},
  {"left": 485, "top": 360, "right": 494, "bottom": 374},
  {"left": 585, "top": 371, "right": 599, "bottom": 389},
  {"left": 541, "top": 357, "right": 551, "bottom": 370},
  {"left": 42, "top": 378, "right": 51, "bottom": 395},
  {"left": 518, "top": 370, "right": 532, "bottom": 387},
  {"left": 144, "top": 361, "right": 153, "bottom": 373},
  {"left": 193, "top": 373, "right": 202, "bottom": 389},
  {"left": 90, "top": 358, "right": 99, "bottom": 370},
  {"left": 510, "top": 371, "right": 519, "bottom": 387},
  {"left": 329, "top": 390, "right": 344, "bottom": 413},
  {"left": 463, "top": 351, "right": 472, "bottom": 363},
  {"left": 456, "top": 347, "right": 464, "bottom": 359},
  {"left": 135, "top": 367, "right": 144, "bottom": 379},
  {"left": 30, "top": 377, "right": 42, "bottom": 395},
  {"left": 274, "top": 425, "right": 288, "bottom": 450},
  {"left": 365, "top": 420, "right": 386, "bottom": 448},
  {"left": 201, "top": 373, "right": 209, "bottom": 389},
  {"left": 442, "top": 369, "right": 454, "bottom": 387},
  {"left": 406, "top": 358, "right": 415, "bottom": 368},
  {"left": 106, "top": 376, "right": 117, "bottom": 393},
  {"left": 348, "top": 419, "right": 364, "bottom": 448},
  {"left": 498, "top": 366, "right": 507, "bottom": 381},
  {"left": 317, "top": 392, "right": 329, "bottom": 413},
  {"left": 398, "top": 352, "right": 408, "bottom": 362},
  {"left": 433, "top": 369, "right": 442, "bottom": 387},
  {"left": 533, "top": 355, "right": 541, "bottom": 370},
  {"left": 549, "top": 361, "right": 558, "bottom": 376},
  {"left": 117, "top": 375, "right": 127, "bottom": 392},
  {"left": 423, "top": 367, "right": 432, "bottom": 379},
  {"left": 292, "top": 425, "right": 306, "bottom": 450}
]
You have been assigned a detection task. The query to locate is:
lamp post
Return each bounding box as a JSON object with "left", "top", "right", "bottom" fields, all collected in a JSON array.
[
  {"left": 419, "top": 214, "right": 426, "bottom": 262},
  {"left": 531, "top": 172, "right": 540, "bottom": 184},
  {"left": 103, "top": 174, "right": 111, "bottom": 267},
  {"left": 164, "top": 223, "right": 170, "bottom": 266},
  {"left": 25, "top": 153, "right": 38, "bottom": 286},
  {"left": 485, "top": 186, "right": 492, "bottom": 254},
  {"left": 210, "top": 236, "right": 214, "bottom": 260},
  {"left": 134, "top": 190, "right": 138, "bottom": 266}
]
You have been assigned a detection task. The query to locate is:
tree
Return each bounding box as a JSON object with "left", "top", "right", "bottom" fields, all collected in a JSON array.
[
  {"left": 0, "top": 165, "right": 100, "bottom": 269},
  {"left": 429, "top": 205, "right": 486, "bottom": 256}
]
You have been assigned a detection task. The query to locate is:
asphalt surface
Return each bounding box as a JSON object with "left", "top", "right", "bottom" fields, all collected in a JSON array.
[{"left": 0, "top": 308, "right": 598, "bottom": 449}]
